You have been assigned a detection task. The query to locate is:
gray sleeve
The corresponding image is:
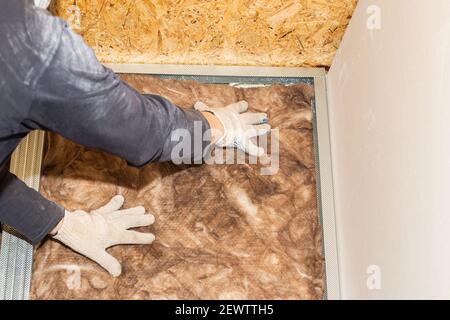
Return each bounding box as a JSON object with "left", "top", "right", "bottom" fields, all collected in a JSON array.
[
  {"left": 26, "top": 16, "right": 211, "bottom": 166},
  {"left": 0, "top": 5, "right": 66, "bottom": 245},
  {"left": 0, "top": 163, "right": 64, "bottom": 245}
]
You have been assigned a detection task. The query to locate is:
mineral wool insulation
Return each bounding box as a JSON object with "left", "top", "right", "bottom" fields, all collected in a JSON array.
[{"left": 31, "top": 75, "right": 324, "bottom": 299}]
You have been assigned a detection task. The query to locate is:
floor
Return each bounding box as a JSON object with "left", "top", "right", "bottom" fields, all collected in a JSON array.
[{"left": 31, "top": 75, "right": 324, "bottom": 299}]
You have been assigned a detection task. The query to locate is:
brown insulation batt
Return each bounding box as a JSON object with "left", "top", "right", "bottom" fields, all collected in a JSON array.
[
  {"left": 50, "top": 0, "right": 357, "bottom": 67},
  {"left": 31, "top": 75, "right": 324, "bottom": 299}
]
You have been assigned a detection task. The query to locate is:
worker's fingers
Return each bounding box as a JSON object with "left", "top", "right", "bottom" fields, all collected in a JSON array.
[
  {"left": 108, "top": 206, "right": 146, "bottom": 219},
  {"left": 91, "top": 195, "right": 124, "bottom": 215},
  {"left": 247, "top": 124, "right": 271, "bottom": 137},
  {"left": 194, "top": 101, "right": 209, "bottom": 111},
  {"left": 244, "top": 139, "right": 265, "bottom": 157},
  {"left": 117, "top": 214, "right": 155, "bottom": 230},
  {"left": 240, "top": 112, "right": 268, "bottom": 125},
  {"left": 118, "top": 230, "right": 156, "bottom": 245},
  {"left": 119, "top": 206, "right": 146, "bottom": 216},
  {"left": 228, "top": 101, "right": 248, "bottom": 113},
  {"left": 94, "top": 250, "right": 122, "bottom": 277}
]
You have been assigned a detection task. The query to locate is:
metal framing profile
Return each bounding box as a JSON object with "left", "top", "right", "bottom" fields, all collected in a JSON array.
[{"left": 0, "top": 130, "right": 45, "bottom": 300}]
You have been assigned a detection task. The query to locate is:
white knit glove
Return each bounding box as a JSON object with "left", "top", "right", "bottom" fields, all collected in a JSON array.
[
  {"left": 194, "top": 101, "right": 271, "bottom": 157},
  {"left": 34, "top": 0, "right": 51, "bottom": 9},
  {"left": 53, "top": 195, "right": 155, "bottom": 277}
]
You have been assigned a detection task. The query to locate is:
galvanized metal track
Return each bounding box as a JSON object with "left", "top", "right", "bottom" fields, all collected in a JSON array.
[{"left": 0, "top": 130, "right": 45, "bottom": 300}]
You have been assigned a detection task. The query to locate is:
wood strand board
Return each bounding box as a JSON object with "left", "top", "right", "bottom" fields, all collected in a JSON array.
[{"left": 50, "top": 0, "right": 357, "bottom": 67}]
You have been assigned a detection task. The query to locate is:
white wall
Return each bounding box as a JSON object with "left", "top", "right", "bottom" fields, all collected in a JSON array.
[{"left": 327, "top": 0, "right": 450, "bottom": 299}]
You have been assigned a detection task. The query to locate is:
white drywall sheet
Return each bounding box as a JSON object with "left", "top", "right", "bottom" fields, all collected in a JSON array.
[{"left": 327, "top": 0, "right": 450, "bottom": 299}]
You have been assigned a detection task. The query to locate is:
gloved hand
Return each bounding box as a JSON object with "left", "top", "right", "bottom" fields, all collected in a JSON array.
[
  {"left": 52, "top": 195, "right": 155, "bottom": 277},
  {"left": 194, "top": 101, "right": 271, "bottom": 157},
  {"left": 34, "top": 0, "right": 51, "bottom": 9}
]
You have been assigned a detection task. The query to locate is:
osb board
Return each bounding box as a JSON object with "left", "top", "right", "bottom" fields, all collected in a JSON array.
[
  {"left": 31, "top": 75, "right": 324, "bottom": 299},
  {"left": 50, "top": 0, "right": 357, "bottom": 67}
]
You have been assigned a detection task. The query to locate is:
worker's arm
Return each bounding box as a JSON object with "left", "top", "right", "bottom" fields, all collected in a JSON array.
[
  {"left": 0, "top": 5, "right": 193, "bottom": 256},
  {"left": 25, "top": 8, "right": 268, "bottom": 165},
  {"left": 26, "top": 21, "right": 213, "bottom": 166}
]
